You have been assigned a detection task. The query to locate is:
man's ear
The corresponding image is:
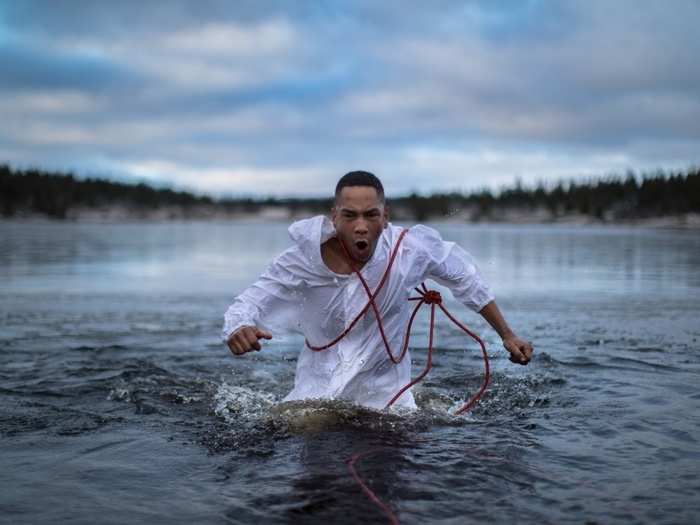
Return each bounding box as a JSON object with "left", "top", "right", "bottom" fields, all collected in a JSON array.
[
  {"left": 331, "top": 205, "right": 338, "bottom": 227},
  {"left": 383, "top": 204, "right": 390, "bottom": 228}
]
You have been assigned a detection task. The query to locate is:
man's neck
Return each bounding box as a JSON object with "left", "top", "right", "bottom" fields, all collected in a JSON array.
[{"left": 321, "top": 237, "right": 366, "bottom": 274}]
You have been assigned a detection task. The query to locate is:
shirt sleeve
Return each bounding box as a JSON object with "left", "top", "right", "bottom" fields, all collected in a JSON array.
[
  {"left": 410, "top": 224, "right": 495, "bottom": 312},
  {"left": 221, "top": 247, "right": 307, "bottom": 342}
]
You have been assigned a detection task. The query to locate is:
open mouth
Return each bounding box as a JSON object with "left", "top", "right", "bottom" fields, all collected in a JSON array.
[{"left": 355, "top": 240, "right": 369, "bottom": 251}]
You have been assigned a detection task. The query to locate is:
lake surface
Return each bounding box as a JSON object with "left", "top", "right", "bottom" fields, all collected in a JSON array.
[{"left": 1, "top": 220, "right": 699, "bottom": 524}]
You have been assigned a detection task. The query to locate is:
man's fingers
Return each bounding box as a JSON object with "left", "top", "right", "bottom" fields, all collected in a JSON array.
[
  {"left": 510, "top": 348, "right": 527, "bottom": 363},
  {"left": 227, "top": 326, "right": 272, "bottom": 356},
  {"left": 241, "top": 332, "right": 263, "bottom": 352},
  {"left": 228, "top": 332, "right": 252, "bottom": 355},
  {"left": 228, "top": 339, "right": 244, "bottom": 356},
  {"left": 505, "top": 340, "right": 529, "bottom": 365},
  {"left": 245, "top": 331, "right": 258, "bottom": 346},
  {"left": 256, "top": 329, "right": 272, "bottom": 340}
]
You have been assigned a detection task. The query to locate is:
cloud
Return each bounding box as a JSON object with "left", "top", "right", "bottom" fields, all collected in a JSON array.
[
  {"left": 0, "top": 41, "right": 140, "bottom": 91},
  {"left": 343, "top": 4, "right": 700, "bottom": 146},
  {"left": 160, "top": 19, "right": 296, "bottom": 56},
  {"left": 0, "top": 90, "right": 103, "bottom": 114},
  {"left": 120, "top": 159, "right": 333, "bottom": 197},
  {"left": 0, "top": 0, "right": 698, "bottom": 196}
]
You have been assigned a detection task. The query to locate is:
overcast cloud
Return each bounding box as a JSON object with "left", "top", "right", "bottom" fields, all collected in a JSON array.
[{"left": 1, "top": 0, "right": 698, "bottom": 196}]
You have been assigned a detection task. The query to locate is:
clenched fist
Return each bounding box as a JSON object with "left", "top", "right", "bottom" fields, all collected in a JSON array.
[
  {"left": 227, "top": 326, "right": 273, "bottom": 355},
  {"left": 503, "top": 335, "right": 534, "bottom": 365}
]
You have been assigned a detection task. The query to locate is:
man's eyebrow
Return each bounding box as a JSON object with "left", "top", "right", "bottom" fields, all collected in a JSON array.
[{"left": 339, "top": 207, "right": 381, "bottom": 214}]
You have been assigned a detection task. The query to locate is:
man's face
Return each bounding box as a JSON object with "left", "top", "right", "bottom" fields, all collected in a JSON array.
[{"left": 332, "top": 186, "right": 388, "bottom": 263}]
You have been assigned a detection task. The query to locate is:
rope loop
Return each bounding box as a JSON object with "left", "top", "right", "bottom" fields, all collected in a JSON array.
[{"left": 421, "top": 290, "right": 442, "bottom": 305}]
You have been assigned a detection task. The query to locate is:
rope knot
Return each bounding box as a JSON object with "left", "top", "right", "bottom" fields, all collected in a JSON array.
[{"left": 422, "top": 289, "right": 442, "bottom": 305}]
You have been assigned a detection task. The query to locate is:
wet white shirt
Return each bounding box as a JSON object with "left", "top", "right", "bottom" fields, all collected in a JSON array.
[{"left": 222, "top": 215, "right": 494, "bottom": 410}]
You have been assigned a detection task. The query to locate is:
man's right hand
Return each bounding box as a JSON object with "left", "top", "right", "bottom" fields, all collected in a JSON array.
[{"left": 227, "top": 326, "right": 273, "bottom": 355}]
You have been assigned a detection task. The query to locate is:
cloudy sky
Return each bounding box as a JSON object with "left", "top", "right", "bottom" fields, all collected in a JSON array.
[{"left": 1, "top": 1, "right": 699, "bottom": 197}]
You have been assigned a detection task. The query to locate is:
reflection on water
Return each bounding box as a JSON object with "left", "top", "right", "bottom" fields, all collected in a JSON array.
[
  {"left": 437, "top": 223, "right": 700, "bottom": 296},
  {"left": 1, "top": 221, "right": 699, "bottom": 297}
]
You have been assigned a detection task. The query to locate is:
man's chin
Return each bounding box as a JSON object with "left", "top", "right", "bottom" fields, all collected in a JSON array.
[{"left": 353, "top": 245, "right": 374, "bottom": 262}]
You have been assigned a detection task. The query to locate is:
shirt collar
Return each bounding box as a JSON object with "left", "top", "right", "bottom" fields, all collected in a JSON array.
[{"left": 288, "top": 215, "right": 393, "bottom": 275}]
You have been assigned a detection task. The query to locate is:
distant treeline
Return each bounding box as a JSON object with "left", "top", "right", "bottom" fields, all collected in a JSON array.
[
  {"left": 0, "top": 164, "right": 214, "bottom": 219},
  {"left": 393, "top": 167, "right": 700, "bottom": 221},
  {"left": 1, "top": 163, "right": 698, "bottom": 222}
]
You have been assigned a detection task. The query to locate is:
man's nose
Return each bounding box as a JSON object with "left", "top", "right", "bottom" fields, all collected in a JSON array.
[{"left": 354, "top": 218, "right": 369, "bottom": 235}]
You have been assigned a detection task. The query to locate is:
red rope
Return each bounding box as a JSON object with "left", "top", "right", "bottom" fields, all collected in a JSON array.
[
  {"left": 306, "top": 229, "right": 410, "bottom": 363},
  {"left": 347, "top": 449, "right": 400, "bottom": 525},
  {"left": 307, "top": 229, "right": 491, "bottom": 523},
  {"left": 307, "top": 229, "right": 490, "bottom": 413},
  {"left": 384, "top": 282, "right": 491, "bottom": 414}
]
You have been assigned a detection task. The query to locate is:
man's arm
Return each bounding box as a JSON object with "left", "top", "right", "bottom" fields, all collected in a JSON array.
[
  {"left": 222, "top": 247, "right": 306, "bottom": 357},
  {"left": 479, "top": 301, "right": 533, "bottom": 365},
  {"left": 413, "top": 224, "right": 534, "bottom": 365}
]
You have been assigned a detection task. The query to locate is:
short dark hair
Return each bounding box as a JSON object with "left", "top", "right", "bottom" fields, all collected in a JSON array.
[{"left": 335, "top": 171, "right": 385, "bottom": 203}]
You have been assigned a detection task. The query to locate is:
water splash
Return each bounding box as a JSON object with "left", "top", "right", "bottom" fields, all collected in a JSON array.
[{"left": 214, "top": 382, "right": 277, "bottom": 424}]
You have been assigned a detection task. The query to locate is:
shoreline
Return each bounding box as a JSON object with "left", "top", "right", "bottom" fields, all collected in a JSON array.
[{"left": 2, "top": 208, "right": 699, "bottom": 229}]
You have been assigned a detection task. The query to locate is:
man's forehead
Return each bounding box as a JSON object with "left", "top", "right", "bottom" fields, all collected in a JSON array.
[
  {"left": 335, "top": 186, "right": 384, "bottom": 209},
  {"left": 337, "top": 202, "right": 384, "bottom": 213}
]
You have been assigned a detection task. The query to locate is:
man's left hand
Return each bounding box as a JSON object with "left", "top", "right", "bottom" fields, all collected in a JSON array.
[{"left": 503, "top": 335, "right": 534, "bottom": 365}]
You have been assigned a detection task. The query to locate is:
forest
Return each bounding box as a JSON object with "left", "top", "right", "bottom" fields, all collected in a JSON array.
[{"left": 1, "top": 163, "right": 698, "bottom": 223}]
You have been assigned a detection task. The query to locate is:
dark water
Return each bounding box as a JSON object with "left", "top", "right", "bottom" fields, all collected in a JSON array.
[{"left": 1, "top": 220, "right": 699, "bottom": 524}]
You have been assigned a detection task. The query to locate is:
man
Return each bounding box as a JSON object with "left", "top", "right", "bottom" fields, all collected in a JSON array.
[{"left": 223, "top": 171, "right": 533, "bottom": 410}]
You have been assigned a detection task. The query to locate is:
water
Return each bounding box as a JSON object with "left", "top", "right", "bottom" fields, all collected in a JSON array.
[{"left": 1, "top": 220, "right": 699, "bottom": 524}]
